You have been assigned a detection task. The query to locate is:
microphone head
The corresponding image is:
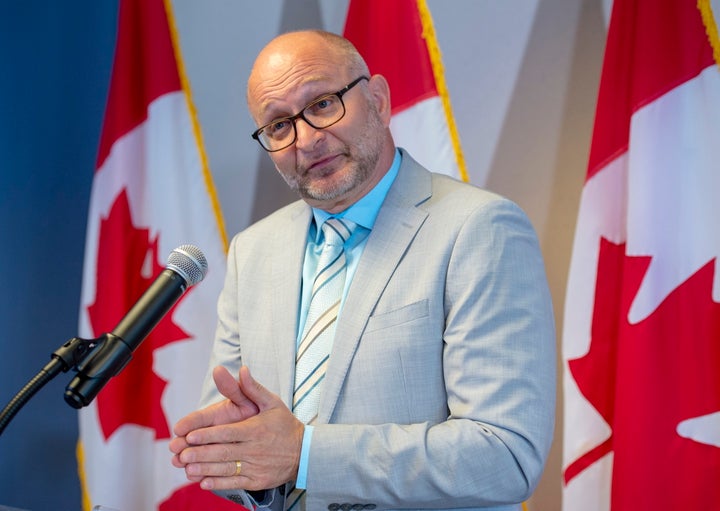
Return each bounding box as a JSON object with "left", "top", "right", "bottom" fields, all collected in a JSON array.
[{"left": 167, "top": 244, "right": 208, "bottom": 286}]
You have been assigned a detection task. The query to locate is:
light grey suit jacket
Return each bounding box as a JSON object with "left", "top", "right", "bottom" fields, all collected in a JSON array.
[{"left": 201, "top": 150, "right": 556, "bottom": 510}]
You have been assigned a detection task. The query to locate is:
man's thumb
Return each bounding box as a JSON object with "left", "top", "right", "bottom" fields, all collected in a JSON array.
[{"left": 238, "top": 365, "right": 277, "bottom": 410}]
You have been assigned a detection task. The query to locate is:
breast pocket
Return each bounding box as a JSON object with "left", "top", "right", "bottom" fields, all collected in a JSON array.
[
  {"left": 364, "top": 299, "right": 429, "bottom": 333},
  {"left": 336, "top": 299, "right": 447, "bottom": 424}
]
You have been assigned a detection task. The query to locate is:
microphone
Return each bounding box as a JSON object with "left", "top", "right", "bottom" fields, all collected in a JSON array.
[{"left": 63, "top": 244, "right": 208, "bottom": 409}]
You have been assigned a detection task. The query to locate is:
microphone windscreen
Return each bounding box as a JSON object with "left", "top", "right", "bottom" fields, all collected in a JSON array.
[{"left": 167, "top": 244, "right": 208, "bottom": 286}]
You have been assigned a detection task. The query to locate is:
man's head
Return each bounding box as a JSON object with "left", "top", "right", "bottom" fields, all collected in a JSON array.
[{"left": 247, "top": 30, "right": 395, "bottom": 213}]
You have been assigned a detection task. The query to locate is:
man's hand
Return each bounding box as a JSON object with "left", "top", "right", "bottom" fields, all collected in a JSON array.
[{"left": 169, "top": 366, "right": 304, "bottom": 491}]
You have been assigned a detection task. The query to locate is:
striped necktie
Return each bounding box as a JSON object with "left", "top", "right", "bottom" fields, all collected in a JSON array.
[
  {"left": 292, "top": 217, "right": 356, "bottom": 424},
  {"left": 287, "top": 218, "right": 356, "bottom": 510}
]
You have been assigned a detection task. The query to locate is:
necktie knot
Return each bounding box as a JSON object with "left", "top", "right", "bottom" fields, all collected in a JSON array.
[{"left": 321, "top": 217, "right": 357, "bottom": 248}]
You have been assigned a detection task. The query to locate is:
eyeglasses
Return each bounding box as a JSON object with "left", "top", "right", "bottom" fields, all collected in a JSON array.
[{"left": 251, "top": 76, "right": 370, "bottom": 152}]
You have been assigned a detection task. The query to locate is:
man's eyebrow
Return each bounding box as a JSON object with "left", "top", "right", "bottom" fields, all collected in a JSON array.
[{"left": 260, "top": 80, "right": 335, "bottom": 121}]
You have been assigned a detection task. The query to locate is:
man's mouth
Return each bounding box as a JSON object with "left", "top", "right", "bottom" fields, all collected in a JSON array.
[{"left": 304, "top": 154, "right": 341, "bottom": 175}]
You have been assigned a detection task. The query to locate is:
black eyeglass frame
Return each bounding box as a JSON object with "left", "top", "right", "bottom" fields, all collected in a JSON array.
[{"left": 251, "top": 75, "right": 370, "bottom": 152}]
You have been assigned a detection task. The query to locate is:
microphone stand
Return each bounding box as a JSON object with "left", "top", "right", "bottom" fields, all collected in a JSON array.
[
  {"left": 0, "top": 334, "right": 105, "bottom": 436},
  {"left": 0, "top": 246, "right": 207, "bottom": 437}
]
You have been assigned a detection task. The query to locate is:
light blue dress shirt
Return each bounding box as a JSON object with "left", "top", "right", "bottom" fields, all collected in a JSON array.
[{"left": 295, "top": 149, "right": 401, "bottom": 488}]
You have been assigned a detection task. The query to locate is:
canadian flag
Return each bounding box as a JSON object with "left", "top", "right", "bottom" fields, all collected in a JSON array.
[
  {"left": 562, "top": 0, "right": 720, "bottom": 510},
  {"left": 343, "top": 0, "right": 467, "bottom": 182},
  {"left": 76, "top": 0, "right": 235, "bottom": 509}
]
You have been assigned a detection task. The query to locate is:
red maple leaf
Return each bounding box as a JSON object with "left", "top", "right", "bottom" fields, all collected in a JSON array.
[
  {"left": 565, "top": 237, "right": 720, "bottom": 509},
  {"left": 87, "top": 189, "right": 192, "bottom": 440}
]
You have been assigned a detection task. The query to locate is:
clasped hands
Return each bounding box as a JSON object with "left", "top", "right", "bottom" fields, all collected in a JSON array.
[{"left": 169, "top": 365, "right": 305, "bottom": 492}]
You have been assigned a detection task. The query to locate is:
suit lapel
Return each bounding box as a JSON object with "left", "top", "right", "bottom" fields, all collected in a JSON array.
[
  {"left": 318, "top": 152, "right": 432, "bottom": 422},
  {"left": 269, "top": 202, "right": 312, "bottom": 406}
]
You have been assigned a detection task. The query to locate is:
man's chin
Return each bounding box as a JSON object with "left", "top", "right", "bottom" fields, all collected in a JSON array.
[
  {"left": 281, "top": 168, "right": 343, "bottom": 196},
  {"left": 301, "top": 174, "right": 355, "bottom": 203}
]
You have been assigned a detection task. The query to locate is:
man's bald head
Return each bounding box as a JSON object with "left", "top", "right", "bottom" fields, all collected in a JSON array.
[{"left": 247, "top": 30, "right": 369, "bottom": 109}]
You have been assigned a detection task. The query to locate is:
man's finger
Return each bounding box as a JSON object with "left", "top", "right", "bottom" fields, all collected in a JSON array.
[
  {"left": 213, "top": 365, "right": 260, "bottom": 417},
  {"left": 172, "top": 403, "right": 218, "bottom": 437},
  {"left": 238, "top": 366, "right": 282, "bottom": 411},
  {"left": 168, "top": 435, "right": 190, "bottom": 456}
]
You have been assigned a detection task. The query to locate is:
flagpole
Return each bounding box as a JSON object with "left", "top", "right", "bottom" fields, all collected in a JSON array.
[{"left": 415, "top": 0, "right": 469, "bottom": 182}]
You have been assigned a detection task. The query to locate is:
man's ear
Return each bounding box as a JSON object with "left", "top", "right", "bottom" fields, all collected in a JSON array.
[{"left": 368, "top": 74, "right": 392, "bottom": 125}]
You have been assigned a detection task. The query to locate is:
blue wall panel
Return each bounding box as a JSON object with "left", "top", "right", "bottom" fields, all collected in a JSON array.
[{"left": 0, "top": 3, "right": 117, "bottom": 510}]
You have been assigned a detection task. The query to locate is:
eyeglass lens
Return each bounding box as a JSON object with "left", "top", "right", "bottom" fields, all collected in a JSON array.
[{"left": 260, "top": 94, "right": 345, "bottom": 150}]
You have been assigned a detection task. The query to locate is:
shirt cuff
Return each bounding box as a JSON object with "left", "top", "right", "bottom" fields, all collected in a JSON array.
[{"left": 295, "top": 424, "right": 313, "bottom": 489}]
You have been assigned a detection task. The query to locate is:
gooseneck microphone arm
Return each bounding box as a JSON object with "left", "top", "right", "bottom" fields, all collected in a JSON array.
[
  {"left": 0, "top": 244, "right": 207, "bottom": 436},
  {"left": 0, "top": 335, "right": 98, "bottom": 436}
]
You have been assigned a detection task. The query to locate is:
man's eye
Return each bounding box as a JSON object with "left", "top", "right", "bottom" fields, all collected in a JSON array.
[
  {"left": 267, "top": 120, "right": 290, "bottom": 136},
  {"left": 307, "top": 96, "right": 337, "bottom": 115}
]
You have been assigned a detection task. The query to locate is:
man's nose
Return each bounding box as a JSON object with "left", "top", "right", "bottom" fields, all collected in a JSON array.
[{"left": 294, "top": 118, "right": 322, "bottom": 150}]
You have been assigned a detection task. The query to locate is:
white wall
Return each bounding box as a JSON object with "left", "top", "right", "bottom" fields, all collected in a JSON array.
[{"left": 170, "top": 1, "right": 610, "bottom": 508}]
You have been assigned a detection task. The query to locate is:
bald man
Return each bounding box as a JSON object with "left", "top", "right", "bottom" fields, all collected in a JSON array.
[{"left": 170, "top": 30, "right": 556, "bottom": 511}]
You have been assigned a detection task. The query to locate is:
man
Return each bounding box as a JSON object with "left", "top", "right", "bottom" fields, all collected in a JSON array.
[{"left": 170, "top": 30, "right": 556, "bottom": 511}]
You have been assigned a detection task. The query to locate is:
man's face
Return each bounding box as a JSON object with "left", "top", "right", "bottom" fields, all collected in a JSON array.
[{"left": 247, "top": 37, "right": 391, "bottom": 213}]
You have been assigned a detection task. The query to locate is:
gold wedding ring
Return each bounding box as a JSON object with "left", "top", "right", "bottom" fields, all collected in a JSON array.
[{"left": 234, "top": 460, "right": 242, "bottom": 476}]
